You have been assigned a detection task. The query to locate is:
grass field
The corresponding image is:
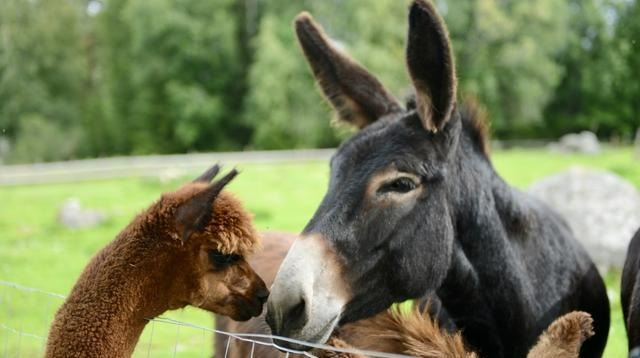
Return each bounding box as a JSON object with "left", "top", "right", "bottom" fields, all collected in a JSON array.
[{"left": 1, "top": 147, "right": 638, "bottom": 357}]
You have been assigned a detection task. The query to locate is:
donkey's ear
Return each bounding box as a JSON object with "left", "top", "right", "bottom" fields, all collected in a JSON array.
[
  {"left": 294, "top": 12, "right": 402, "bottom": 129},
  {"left": 176, "top": 169, "right": 239, "bottom": 242},
  {"left": 406, "top": 0, "right": 457, "bottom": 132}
]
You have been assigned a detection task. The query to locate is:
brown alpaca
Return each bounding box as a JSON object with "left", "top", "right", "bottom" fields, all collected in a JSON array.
[
  {"left": 321, "top": 310, "right": 593, "bottom": 358},
  {"left": 46, "top": 165, "right": 269, "bottom": 358},
  {"left": 215, "top": 233, "right": 594, "bottom": 358},
  {"left": 324, "top": 307, "right": 476, "bottom": 358}
]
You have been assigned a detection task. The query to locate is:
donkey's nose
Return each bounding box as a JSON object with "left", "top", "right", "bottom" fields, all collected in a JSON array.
[
  {"left": 267, "top": 294, "right": 310, "bottom": 350},
  {"left": 285, "top": 297, "right": 308, "bottom": 329}
]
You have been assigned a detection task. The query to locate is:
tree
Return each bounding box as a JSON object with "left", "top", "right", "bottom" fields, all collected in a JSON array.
[
  {"left": 543, "top": 0, "right": 631, "bottom": 139},
  {"left": 98, "top": 0, "right": 246, "bottom": 154},
  {"left": 443, "top": 0, "right": 572, "bottom": 136},
  {"left": 612, "top": 0, "right": 640, "bottom": 138},
  {"left": 243, "top": 0, "right": 408, "bottom": 149},
  {"left": 0, "top": 0, "right": 87, "bottom": 162}
]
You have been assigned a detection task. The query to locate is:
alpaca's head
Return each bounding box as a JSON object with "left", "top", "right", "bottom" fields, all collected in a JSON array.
[{"left": 150, "top": 165, "right": 267, "bottom": 321}]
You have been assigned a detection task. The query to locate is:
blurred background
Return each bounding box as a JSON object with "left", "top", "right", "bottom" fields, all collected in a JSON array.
[
  {"left": 0, "top": 0, "right": 638, "bottom": 163},
  {"left": 0, "top": 0, "right": 639, "bottom": 357}
]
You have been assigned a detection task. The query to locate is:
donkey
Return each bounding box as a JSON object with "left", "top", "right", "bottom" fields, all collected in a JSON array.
[
  {"left": 265, "top": 1, "right": 609, "bottom": 357},
  {"left": 622, "top": 227, "right": 640, "bottom": 357}
]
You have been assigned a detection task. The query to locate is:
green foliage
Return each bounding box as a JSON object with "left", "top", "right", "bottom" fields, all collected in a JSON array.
[
  {"left": 444, "top": 0, "right": 571, "bottom": 133},
  {"left": 542, "top": 0, "right": 632, "bottom": 139},
  {"left": 243, "top": 13, "right": 338, "bottom": 149},
  {"left": 612, "top": 0, "right": 640, "bottom": 138},
  {"left": 0, "top": 0, "right": 639, "bottom": 162},
  {"left": 0, "top": 0, "right": 86, "bottom": 152},
  {"left": 99, "top": 0, "right": 246, "bottom": 154},
  {"left": 8, "top": 114, "right": 82, "bottom": 163}
]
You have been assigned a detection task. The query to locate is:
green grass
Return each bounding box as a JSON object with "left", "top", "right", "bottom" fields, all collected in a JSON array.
[{"left": 0, "top": 147, "right": 638, "bottom": 357}]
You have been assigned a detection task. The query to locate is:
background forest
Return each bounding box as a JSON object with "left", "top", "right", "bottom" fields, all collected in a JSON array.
[{"left": 0, "top": 0, "right": 638, "bottom": 163}]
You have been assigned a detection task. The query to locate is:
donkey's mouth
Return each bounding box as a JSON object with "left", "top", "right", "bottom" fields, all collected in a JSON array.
[{"left": 272, "top": 314, "right": 340, "bottom": 352}]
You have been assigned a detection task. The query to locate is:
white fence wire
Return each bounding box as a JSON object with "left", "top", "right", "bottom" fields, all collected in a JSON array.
[{"left": 0, "top": 280, "right": 411, "bottom": 358}]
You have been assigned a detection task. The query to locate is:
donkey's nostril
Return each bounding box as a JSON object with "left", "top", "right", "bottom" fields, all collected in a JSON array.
[{"left": 288, "top": 298, "right": 307, "bottom": 327}]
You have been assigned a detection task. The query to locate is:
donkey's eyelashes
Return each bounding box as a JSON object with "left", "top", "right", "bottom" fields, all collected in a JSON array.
[{"left": 378, "top": 177, "right": 418, "bottom": 194}]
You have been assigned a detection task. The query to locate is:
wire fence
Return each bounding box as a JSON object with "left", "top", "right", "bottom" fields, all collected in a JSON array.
[{"left": 0, "top": 280, "right": 410, "bottom": 358}]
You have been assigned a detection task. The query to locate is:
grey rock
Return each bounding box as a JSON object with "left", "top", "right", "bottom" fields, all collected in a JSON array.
[
  {"left": 548, "top": 131, "right": 601, "bottom": 154},
  {"left": 57, "top": 198, "right": 107, "bottom": 229},
  {"left": 529, "top": 167, "right": 640, "bottom": 269}
]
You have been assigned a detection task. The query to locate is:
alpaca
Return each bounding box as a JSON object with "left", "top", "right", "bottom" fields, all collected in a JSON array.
[
  {"left": 321, "top": 309, "right": 593, "bottom": 358},
  {"left": 46, "top": 165, "right": 269, "bottom": 358},
  {"left": 215, "top": 232, "right": 594, "bottom": 358}
]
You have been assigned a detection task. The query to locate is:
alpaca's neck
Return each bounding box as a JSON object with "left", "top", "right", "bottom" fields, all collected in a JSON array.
[{"left": 46, "top": 233, "right": 176, "bottom": 357}]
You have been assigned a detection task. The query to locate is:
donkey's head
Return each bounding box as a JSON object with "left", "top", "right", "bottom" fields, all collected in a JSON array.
[{"left": 267, "top": 0, "right": 466, "bottom": 349}]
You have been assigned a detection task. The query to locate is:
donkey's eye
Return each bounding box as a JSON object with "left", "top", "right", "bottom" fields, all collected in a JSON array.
[
  {"left": 379, "top": 177, "right": 418, "bottom": 194},
  {"left": 208, "top": 250, "right": 242, "bottom": 268}
]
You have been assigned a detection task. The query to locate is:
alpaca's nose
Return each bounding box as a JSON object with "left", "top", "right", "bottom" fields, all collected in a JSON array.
[{"left": 256, "top": 286, "right": 269, "bottom": 304}]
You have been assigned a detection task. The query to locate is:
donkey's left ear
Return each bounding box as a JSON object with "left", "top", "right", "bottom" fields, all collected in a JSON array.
[
  {"left": 176, "top": 169, "right": 238, "bottom": 242},
  {"left": 406, "top": 0, "right": 457, "bottom": 133}
]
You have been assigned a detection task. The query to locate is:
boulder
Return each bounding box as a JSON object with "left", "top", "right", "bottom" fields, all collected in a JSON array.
[
  {"left": 57, "top": 198, "right": 107, "bottom": 229},
  {"left": 528, "top": 167, "right": 640, "bottom": 269},
  {"left": 548, "top": 131, "right": 601, "bottom": 155}
]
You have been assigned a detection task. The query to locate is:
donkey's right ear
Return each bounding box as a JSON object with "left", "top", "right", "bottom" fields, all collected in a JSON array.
[
  {"left": 176, "top": 169, "right": 239, "bottom": 242},
  {"left": 294, "top": 12, "right": 402, "bottom": 129}
]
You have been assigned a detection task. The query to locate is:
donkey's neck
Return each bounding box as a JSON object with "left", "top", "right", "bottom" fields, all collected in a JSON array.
[
  {"left": 46, "top": 233, "right": 178, "bottom": 357},
  {"left": 437, "top": 135, "right": 537, "bottom": 357}
]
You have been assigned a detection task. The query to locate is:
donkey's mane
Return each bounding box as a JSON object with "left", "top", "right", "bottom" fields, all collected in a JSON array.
[{"left": 405, "top": 95, "right": 490, "bottom": 157}]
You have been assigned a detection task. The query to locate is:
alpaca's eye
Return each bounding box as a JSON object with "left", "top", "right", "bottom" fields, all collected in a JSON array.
[
  {"left": 208, "top": 250, "right": 241, "bottom": 268},
  {"left": 378, "top": 177, "right": 418, "bottom": 194}
]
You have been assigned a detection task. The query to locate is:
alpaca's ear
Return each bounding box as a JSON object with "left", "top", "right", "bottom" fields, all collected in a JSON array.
[
  {"left": 406, "top": 0, "right": 457, "bottom": 132},
  {"left": 176, "top": 169, "right": 239, "bottom": 242},
  {"left": 294, "top": 12, "right": 402, "bottom": 129},
  {"left": 193, "top": 164, "right": 221, "bottom": 183}
]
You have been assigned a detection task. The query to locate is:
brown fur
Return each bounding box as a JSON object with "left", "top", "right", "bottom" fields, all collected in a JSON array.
[
  {"left": 46, "top": 167, "right": 267, "bottom": 358},
  {"left": 320, "top": 311, "right": 593, "bottom": 358},
  {"left": 216, "top": 232, "right": 594, "bottom": 358},
  {"left": 526, "top": 311, "right": 594, "bottom": 358},
  {"left": 459, "top": 96, "right": 491, "bottom": 157},
  {"left": 324, "top": 307, "right": 475, "bottom": 358}
]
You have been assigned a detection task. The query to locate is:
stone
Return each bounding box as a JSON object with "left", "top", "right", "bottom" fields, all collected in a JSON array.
[
  {"left": 57, "top": 198, "right": 107, "bottom": 229},
  {"left": 548, "top": 131, "right": 601, "bottom": 155},
  {"left": 528, "top": 167, "right": 640, "bottom": 269}
]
